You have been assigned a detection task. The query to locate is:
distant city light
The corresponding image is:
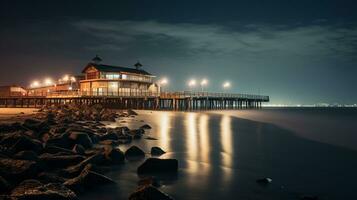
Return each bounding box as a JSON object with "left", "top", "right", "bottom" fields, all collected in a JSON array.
[
  {"left": 188, "top": 79, "right": 196, "bottom": 87},
  {"left": 223, "top": 81, "right": 231, "bottom": 88}
]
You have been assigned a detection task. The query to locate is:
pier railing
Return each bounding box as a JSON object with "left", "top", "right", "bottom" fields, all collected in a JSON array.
[
  {"left": 2, "top": 90, "right": 269, "bottom": 101},
  {"left": 160, "top": 91, "right": 269, "bottom": 101}
]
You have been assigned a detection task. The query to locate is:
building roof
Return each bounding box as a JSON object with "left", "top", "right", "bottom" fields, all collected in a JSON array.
[{"left": 83, "top": 63, "right": 153, "bottom": 76}]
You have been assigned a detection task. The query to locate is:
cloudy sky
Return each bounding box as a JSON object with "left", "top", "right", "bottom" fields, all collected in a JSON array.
[{"left": 1, "top": 0, "right": 357, "bottom": 104}]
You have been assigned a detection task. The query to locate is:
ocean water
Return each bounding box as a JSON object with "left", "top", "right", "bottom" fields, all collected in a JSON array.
[{"left": 81, "top": 108, "right": 357, "bottom": 200}]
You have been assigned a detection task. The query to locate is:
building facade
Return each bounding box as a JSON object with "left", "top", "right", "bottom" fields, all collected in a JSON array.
[
  {"left": 79, "top": 62, "right": 159, "bottom": 96},
  {"left": 0, "top": 85, "right": 27, "bottom": 97}
]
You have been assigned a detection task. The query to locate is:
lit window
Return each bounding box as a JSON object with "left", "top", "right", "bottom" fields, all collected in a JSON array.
[{"left": 122, "top": 74, "right": 127, "bottom": 79}]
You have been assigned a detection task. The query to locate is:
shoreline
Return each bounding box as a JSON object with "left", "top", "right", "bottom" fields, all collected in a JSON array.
[{"left": 0, "top": 106, "right": 177, "bottom": 199}]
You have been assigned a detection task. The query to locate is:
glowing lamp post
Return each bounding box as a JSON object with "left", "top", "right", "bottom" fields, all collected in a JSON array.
[
  {"left": 200, "top": 79, "right": 208, "bottom": 92},
  {"left": 44, "top": 78, "right": 53, "bottom": 86},
  {"left": 159, "top": 78, "right": 168, "bottom": 93},
  {"left": 223, "top": 81, "right": 231, "bottom": 90},
  {"left": 30, "top": 81, "right": 40, "bottom": 88}
]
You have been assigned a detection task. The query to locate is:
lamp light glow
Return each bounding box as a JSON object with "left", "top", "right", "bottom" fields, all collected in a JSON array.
[
  {"left": 223, "top": 81, "right": 231, "bottom": 88},
  {"left": 188, "top": 79, "right": 196, "bottom": 87}
]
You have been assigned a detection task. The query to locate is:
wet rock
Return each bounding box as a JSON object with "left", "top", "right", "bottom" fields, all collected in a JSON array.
[
  {"left": 0, "top": 132, "right": 43, "bottom": 153},
  {"left": 68, "top": 131, "right": 93, "bottom": 149},
  {"left": 256, "top": 178, "right": 272, "bottom": 185},
  {"left": 0, "top": 122, "right": 26, "bottom": 133},
  {"left": 14, "top": 150, "right": 38, "bottom": 161},
  {"left": 0, "top": 175, "right": 10, "bottom": 192},
  {"left": 137, "top": 158, "right": 178, "bottom": 174},
  {"left": 39, "top": 153, "right": 85, "bottom": 168},
  {"left": 61, "top": 153, "right": 105, "bottom": 178},
  {"left": 103, "top": 147, "right": 125, "bottom": 165},
  {"left": 129, "top": 185, "right": 174, "bottom": 200},
  {"left": 0, "top": 158, "right": 39, "bottom": 183},
  {"left": 97, "top": 127, "right": 107, "bottom": 134},
  {"left": 64, "top": 164, "right": 115, "bottom": 194},
  {"left": 128, "top": 109, "right": 138, "bottom": 116},
  {"left": 125, "top": 146, "right": 145, "bottom": 158},
  {"left": 300, "top": 195, "right": 319, "bottom": 200},
  {"left": 138, "top": 176, "right": 160, "bottom": 187},
  {"left": 11, "top": 179, "right": 78, "bottom": 200},
  {"left": 99, "top": 139, "right": 121, "bottom": 146},
  {"left": 37, "top": 172, "right": 66, "bottom": 184},
  {"left": 46, "top": 133, "right": 72, "bottom": 149},
  {"left": 23, "top": 118, "right": 50, "bottom": 133},
  {"left": 42, "top": 145, "right": 76, "bottom": 155},
  {"left": 72, "top": 144, "right": 86, "bottom": 155},
  {"left": 140, "top": 124, "right": 152, "bottom": 129},
  {"left": 145, "top": 136, "right": 158, "bottom": 140},
  {"left": 151, "top": 147, "right": 166, "bottom": 156}
]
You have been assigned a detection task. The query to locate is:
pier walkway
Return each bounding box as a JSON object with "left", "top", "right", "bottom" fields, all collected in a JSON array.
[{"left": 0, "top": 91, "right": 269, "bottom": 110}]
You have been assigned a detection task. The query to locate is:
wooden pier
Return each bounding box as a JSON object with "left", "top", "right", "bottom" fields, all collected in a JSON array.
[{"left": 0, "top": 91, "right": 269, "bottom": 110}]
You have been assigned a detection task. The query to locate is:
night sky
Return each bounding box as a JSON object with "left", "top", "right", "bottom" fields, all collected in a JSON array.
[{"left": 1, "top": 0, "right": 357, "bottom": 104}]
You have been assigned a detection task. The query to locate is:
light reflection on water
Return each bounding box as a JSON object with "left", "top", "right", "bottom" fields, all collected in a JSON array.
[{"left": 158, "top": 112, "right": 171, "bottom": 151}]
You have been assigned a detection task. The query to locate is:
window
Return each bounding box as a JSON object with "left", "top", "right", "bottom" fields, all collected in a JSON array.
[
  {"left": 122, "top": 74, "right": 127, "bottom": 79},
  {"left": 87, "top": 72, "right": 97, "bottom": 79}
]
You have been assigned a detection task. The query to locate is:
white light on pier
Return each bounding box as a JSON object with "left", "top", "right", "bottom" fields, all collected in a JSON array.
[
  {"left": 30, "top": 81, "right": 40, "bottom": 88},
  {"left": 200, "top": 79, "right": 208, "bottom": 86},
  {"left": 44, "top": 78, "right": 54, "bottom": 86},
  {"left": 159, "top": 78, "right": 168, "bottom": 85},
  {"left": 223, "top": 81, "right": 231, "bottom": 88},
  {"left": 70, "top": 76, "right": 76, "bottom": 82},
  {"left": 188, "top": 79, "right": 196, "bottom": 87},
  {"left": 62, "top": 75, "right": 69, "bottom": 82}
]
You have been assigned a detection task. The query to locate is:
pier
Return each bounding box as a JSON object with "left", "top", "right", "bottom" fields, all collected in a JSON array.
[{"left": 0, "top": 91, "right": 269, "bottom": 110}]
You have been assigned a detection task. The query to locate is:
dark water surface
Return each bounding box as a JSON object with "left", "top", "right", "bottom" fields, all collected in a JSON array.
[{"left": 81, "top": 108, "right": 357, "bottom": 200}]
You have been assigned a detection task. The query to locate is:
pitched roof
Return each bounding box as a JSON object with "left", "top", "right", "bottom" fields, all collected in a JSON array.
[{"left": 83, "top": 63, "right": 153, "bottom": 76}]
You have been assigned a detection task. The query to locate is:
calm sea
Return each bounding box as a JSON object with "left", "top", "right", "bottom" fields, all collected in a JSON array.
[{"left": 81, "top": 108, "right": 357, "bottom": 200}]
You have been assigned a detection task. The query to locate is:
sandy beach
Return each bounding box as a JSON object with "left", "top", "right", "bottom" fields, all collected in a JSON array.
[{"left": 0, "top": 108, "right": 38, "bottom": 123}]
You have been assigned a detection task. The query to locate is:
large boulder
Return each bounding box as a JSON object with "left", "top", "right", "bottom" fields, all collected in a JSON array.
[
  {"left": 72, "top": 144, "right": 86, "bottom": 155},
  {"left": 64, "top": 164, "right": 115, "bottom": 193},
  {"left": 125, "top": 146, "right": 145, "bottom": 158},
  {"left": 0, "top": 175, "right": 10, "bottom": 192},
  {"left": 103, "top": 147, "right": 125, "bottom": 165},
  {"left": 151, "top": 147, "right": 166, "bottom": 156},
  {"left": 0, "top": 132, "right": 43, "bottom": 153},
  {"left": 11, "top": 179, "right": 78, "bottom": 200},
  {"left": 0, "top": 158, "right": 39, "bottom": 183},
  {"left": 61, "top": 153, "right": 105, "bottom": 178},
  {"left": 23, "top": 118, "right": 50, "bottom": 134},
  {"left": 137, "top": 158, "right": 178, "bottom": 174},
  {"left": 0, "top": 122, "right": 26, "bottom": 133},
  {"left": 68, "top": 131, "right": 93, "bottom": 149},
  {"left": 39, "top": 153, "right": 85, "bottom": 168},
  {"left": 14, "top": 150, "right": 39, "bottom": 161},
  {"left": 129, "top": 185, "right": 174, "bottom": 200}
]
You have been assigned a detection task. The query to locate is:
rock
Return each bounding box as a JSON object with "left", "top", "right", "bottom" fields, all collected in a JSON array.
[
  {"left": 11, "top": 179, "right": 78, "bottom": 200},
  {"left": 72, "top": 144, "right": 86, "bottom": 155},
  {"left": 151, "top": 147, "right": 166, "bottom": 156},
  {"left": 43, "top": 145, "right": 76, "bottom": 155},
  {"left": 46, "top": 133, "right": 72, "bottom": 149},
  {"left": 39, "top": 153, "right": 85, "bottom": 168},
  {"left": 68, "top": 131, "right": 93, "bottom": 149},
  {"left": 145, "top": 136, "right": 158, "bottom": 140},
  {"left": 0, "top": 122, "right": 26, "bottom": 133},
  {"left": 99, "top": 132, "right": 119, "bottom": 141},
  {"left": 99, "top": 139, "right": 121, "bottom": 146},
  {"left": 37, "top": 172, "right": 66, "bottom": 184},
  {"left": 300, "top": 195, "right": 319, "bottom": 200},
  {"left": 125, "top": 146, "right": 145, "bottom": 158},
  {"left": 0, "top": 175, "right": 10, "bottom": 192},
  {"left": 0, "top": 132, "right": 43, "bottom": 153},
  {"left": 14, "top": 150, "right": 38, "bottom": 161},
  {"left": 128, "top": 109, "right": 138, "bottom": 116},
  {"left": 97, "top": 127, "right": 107, "bottom": 134},
  {"left": 129, "top": 185, "right": 174, "bottom": 200},
  {"left": 256, "top": 178, "right": 272, "bottom": 184},
  {"left": 138, "top": 176, "right": 160, "bottom": 187},
  {"left": 23, "top": 118, "right": 50, "bottom": 133},
  {"left": 103, "top": 147, "right": 125, "bottom": 165},
  {"left": 61, "top": 153, "right": 105, "bottom": 178},
  {"left": 140, "top": 124, "right": 152, "bottom": 129},
  {"left": 0, "top": 158, "right": 39, "bottom": 183},
  {"left": 64, "top": 164, "right": 115, "bottom": 193},
  {"left": 137, "top": 158, "right": 178, "bottom": 174}
]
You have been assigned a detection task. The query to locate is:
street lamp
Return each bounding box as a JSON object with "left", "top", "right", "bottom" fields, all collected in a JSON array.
[
  {"left": 223, "top": 81, "right": 231, "bottom": 89},
  {"left": 200, "top": 79, "right": 208, "bottom": 92},
  {"left": 44, "top": 78, "right": 53, "bottom": 86},
  {"left": 159, "top": 78, "right": 168, "bottom": 92},
  {"left": 188, "top": 79, "right": 196, "bottom": 88},
  {"left": 30, "top": 81, "right": 40, "bottom": 88}
]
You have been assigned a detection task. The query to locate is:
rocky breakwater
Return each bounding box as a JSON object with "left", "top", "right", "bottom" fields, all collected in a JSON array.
[{"left": 0, "top": 104, "right": 178, "bottom": 200}]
